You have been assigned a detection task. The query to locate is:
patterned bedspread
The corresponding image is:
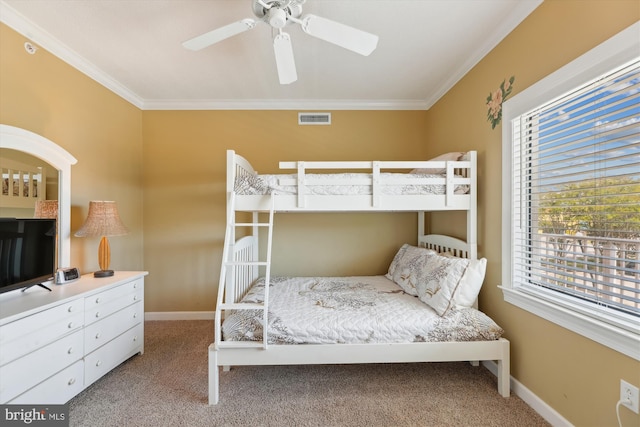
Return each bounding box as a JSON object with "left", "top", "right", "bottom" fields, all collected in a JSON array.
[
  {"left": 221, "top": 276, "right": 503, "bottom": 345},
  {"left": 234, "top": 173, "right": 470, "bottom": 196}
]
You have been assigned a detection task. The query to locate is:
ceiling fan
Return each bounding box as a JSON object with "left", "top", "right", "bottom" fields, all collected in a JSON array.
[{"left": 182, "top": 0, "right": 379, "bottom": 85}]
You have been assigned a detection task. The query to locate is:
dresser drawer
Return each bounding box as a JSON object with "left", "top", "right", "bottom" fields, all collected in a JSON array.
[
  {"left": 85, "top": 322, "right": 143, "bottom": 385},
  {"left": 84, "top": 301, "right": 143, "bottom": 354},
  {"left": 0, "top": 299, "right": 82, "bottom": 351},
  {"left": 84, "top": 279, "right": 143, "bottom": 326},
  {"left": 0, "top": 329, "right": 83, "bottom": 403},
  {"left": 8, "top": 360, "right": 84, "bottom": 405},
  {"left": 0, "top": 311, "right": 83, "bottom": 366}
]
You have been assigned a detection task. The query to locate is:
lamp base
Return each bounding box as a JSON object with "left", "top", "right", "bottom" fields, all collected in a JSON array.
[{"left": 94, "top": 269, "right": 114, "bottom": 278}]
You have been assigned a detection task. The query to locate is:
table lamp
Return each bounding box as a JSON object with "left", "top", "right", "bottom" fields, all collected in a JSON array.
[
  {"left": 75, "top": 201, "right": 128, "bottom": 277},
  {"left": 34, "top": 200, "right": 59, "bottom": 219}
]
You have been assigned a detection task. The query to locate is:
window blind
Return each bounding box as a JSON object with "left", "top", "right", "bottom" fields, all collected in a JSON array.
[{"left": 512, "top": 60, "right": 640, "bottom": 317}]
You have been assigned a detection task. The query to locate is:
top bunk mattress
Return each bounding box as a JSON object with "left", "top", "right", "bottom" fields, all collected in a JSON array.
[
  {"left": 234, "top": 172, "right": 470, "bottom": 196},
  {"left": 222, "top": 275, "right": 503, "bottom": 345}
]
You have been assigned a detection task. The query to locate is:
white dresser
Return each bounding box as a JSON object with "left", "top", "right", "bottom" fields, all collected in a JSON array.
[{"left": 0, "top": 271, "right": 147, "bottom": 404}]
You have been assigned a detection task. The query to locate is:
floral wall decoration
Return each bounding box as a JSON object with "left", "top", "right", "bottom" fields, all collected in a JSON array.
[{"left": 486, "top": 76, "right": 515, "bottom": 129}]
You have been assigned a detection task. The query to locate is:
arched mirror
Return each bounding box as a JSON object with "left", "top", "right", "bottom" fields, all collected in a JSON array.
[{"left": 0, "top": 124, "right": 77, "bottom": 267}]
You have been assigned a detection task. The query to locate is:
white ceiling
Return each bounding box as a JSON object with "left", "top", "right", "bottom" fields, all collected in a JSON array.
[{"left": 0, "top": 0, "right": 542, "bottom": 110}]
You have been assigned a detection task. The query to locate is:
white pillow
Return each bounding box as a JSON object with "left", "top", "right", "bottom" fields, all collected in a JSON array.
[
  {"left": 386, "top": 244, "right": 436, "bottom": 296},
  {"left": 414, "top": 253, "right": 469, "bottom": 316},
  {"left": 387, "top": 244, "right": 469, "bottom": 316},
  {"left": 442, "top": 253, "right": 487, "bottom": 308},
  {"left": 411, "top": 152, "right": 464, "bottom": 174}
]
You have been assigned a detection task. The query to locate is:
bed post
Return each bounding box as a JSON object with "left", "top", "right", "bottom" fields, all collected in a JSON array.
[
  {"left": 208, "top": 344, "right": 219, "bottom": 404},
  {"left": 497, "top": 339, "right": 511, "bottom": 397},
  {"left": 467, "top": 151, "right": 478, "bottom": 259}
]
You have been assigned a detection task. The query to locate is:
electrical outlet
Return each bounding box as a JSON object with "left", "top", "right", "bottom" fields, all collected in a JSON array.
[{"left": 620, "top": 379, "right": 639, "bottom": 414}]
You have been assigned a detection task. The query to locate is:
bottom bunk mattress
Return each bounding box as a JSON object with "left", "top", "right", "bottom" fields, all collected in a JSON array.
[{"left": 222, "top": 276, "right": 504, "bottom": 345}]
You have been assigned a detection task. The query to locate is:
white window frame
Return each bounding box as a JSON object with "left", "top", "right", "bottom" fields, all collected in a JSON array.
[{"left": 501, "top": 22, "right": 640, "bottom": 361}]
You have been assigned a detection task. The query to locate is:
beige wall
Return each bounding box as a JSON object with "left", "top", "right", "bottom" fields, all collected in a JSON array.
[
  {"left": 141, "top": 110, "right": 428, "bottom": 311},
  {"left": 424, "top": 1, "right": 640, "bottom": 426},
  {"left": 2, "top": 2, "right": 640, "bottom": 425},
  {"left": 0, "top": 23, "right": 144, "bottom": 276}
]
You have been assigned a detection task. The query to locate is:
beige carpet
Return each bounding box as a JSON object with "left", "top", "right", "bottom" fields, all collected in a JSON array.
[{"left": 69, "top": 320, "right": 549, "bottom": 427}]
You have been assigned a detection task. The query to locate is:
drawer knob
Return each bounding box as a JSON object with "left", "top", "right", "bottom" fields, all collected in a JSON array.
[
  {"left": 95, "top": 312, "right": 100, "bottom": 318},
  {"left": 133, "top": 295, "right": 138, "bottom": 301},
  {"left": 96, "top": 360, "right": 102, "bottom": 367},
  {"left": 133, "top": 313, "right": 137, "bottom": 318},
  {"left": 68, "top": 378, "right": 76, "bottom": 386},
  {"left": 95, "top": 297, "right": 101, "bottom": 304},
  {"left": 95, "top": 333, "right": 101, "bottom": 339},
  {"left": 133, "top": 283, "right": 137, "bottom": 288},
  {"left": 67, "top": 347, "right": 74, "bottom": 354},
  {"left": 133, "top": 336, "right": 138, "bottom": 342},
  {"left": 67, "top": 306, "right": 74, "bottom": 312},
  {"left": 68, "top": 322, "right": 75, "bottom": 329}
]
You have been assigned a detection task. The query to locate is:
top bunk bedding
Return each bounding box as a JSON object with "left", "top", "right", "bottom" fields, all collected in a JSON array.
[{"left": 228, "top": 150, "right": 477, "bottom": 212}]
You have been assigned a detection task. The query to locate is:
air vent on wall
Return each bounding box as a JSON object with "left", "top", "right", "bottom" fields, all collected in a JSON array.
[{"left": 298, "top": 112, "right": 331, "bottom": 125}]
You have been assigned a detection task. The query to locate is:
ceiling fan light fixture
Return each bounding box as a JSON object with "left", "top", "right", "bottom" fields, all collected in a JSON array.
[
  {"left": 182, "top": 1, "right": 378, "bottom": 83},
  {"left": 267, "top": 8, "right": 287, "bottom": 28}
]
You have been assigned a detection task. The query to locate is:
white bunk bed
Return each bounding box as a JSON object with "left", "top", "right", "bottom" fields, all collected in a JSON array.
[
  {"left": 1, "top": 159, "right": 45, "bottom": 210},
  {"left": 210, "top": 150, "right": 510, "bottom": 404}
]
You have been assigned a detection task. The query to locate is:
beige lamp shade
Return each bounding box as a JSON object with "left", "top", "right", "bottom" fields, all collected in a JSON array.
[
  {"left": 75, "top": 201, "right": 128, "bottom": 277},
  {"left": 75, "top": 201, "right": 128, "bottom": 238},
  {"left": 34, "top": 200, "right": 58, "bottom": 219}
]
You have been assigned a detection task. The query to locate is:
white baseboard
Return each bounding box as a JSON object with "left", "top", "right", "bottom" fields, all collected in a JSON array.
[
  {"left": 483, "top": 361, "right": 573, "bottom": 427},
  {"left": 144, "top": 311, "right": 215, "bottom": 321}
]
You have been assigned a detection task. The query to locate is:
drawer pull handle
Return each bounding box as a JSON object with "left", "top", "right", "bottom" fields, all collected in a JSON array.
[
  {"left": 133, "top": 296, "right": 138, "bottom": 301},
  {"left": 68, "top": 322, "right": 75, "bottom": 329},
  {"left": 133, "top": 313, "right": 137, "bottom": 318},
  {"left": 68, "top": 306, "right": 74, "bottom": 312},
  {"left": 67, "top": 347, "right": 74, "bottom": 354},
  {"left": 96, "top": 360, "right": 102, "bottom": 367},
  {"left": 95, "top": 333, "right": 101, "bottom": 339},
  {"left": 95, "top": 297, "right": 101, "bottom": 304},
  {"left": 133, "top": 283, "right": 137, "bottom": 288},
  {"left": 68, "top": 378, "right": 76, "bottom": 386},
  {"left": 95, "top": 312, "right": 100, "bottom": 318},
  {"left": 133, "top": 336, "right": 138, "bottom": 342}
]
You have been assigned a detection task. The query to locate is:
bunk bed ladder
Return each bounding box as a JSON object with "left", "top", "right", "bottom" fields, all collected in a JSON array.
[{"left": 215, "top": 191, "right": 276, "bottom": 351}]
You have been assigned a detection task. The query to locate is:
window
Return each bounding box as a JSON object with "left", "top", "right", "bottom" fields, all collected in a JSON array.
[{"left": 501, "top": 23, "right": 640, "bottom": 360}]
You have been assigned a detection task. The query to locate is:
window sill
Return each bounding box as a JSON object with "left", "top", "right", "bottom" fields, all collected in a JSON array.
[{"left": 500, "top": 286, "right": 640, "bottom": 361}]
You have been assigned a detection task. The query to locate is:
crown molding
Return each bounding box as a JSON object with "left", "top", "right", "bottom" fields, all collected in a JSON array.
[
  {"left": 141, "top": 99, "right": 430, "bottom": 111},
  {"left": 423, "top": 0, "right": 543, "bottom": 108},
  {"left": 0, "top": 1, "right": 145, "bottom": 109}
]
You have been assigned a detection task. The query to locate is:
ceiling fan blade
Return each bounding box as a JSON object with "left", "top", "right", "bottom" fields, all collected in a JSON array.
[
  {"left": 273, "top": 32, "right": 297, "bottom": 85},
  {"left": 300, "top": 14, "right": 378, "bottom": 56},
  {"left": 182, "top": 19, "right": 256, "bottom": 51}
]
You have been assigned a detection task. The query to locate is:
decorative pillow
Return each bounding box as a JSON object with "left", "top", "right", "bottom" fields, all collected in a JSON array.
[
  {"left": 414, "top": 253, "right": 469, "bottom": 316},
  {"left": 234, "top": 174, "right": 270, "bottom": 195},
  {"left": 386, "top": 244, "right": 436, "bottom": 296},
  {"left": 442, "top": 253, "right": 487, "bottom": 308},
  {"left": 411, "top": 152, "right": 465, "bottom": 174}
]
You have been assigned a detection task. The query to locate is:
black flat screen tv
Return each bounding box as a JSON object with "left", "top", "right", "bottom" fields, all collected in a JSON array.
[{"left": 0, "top": 218, "right": 56, "bottom": 293}]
